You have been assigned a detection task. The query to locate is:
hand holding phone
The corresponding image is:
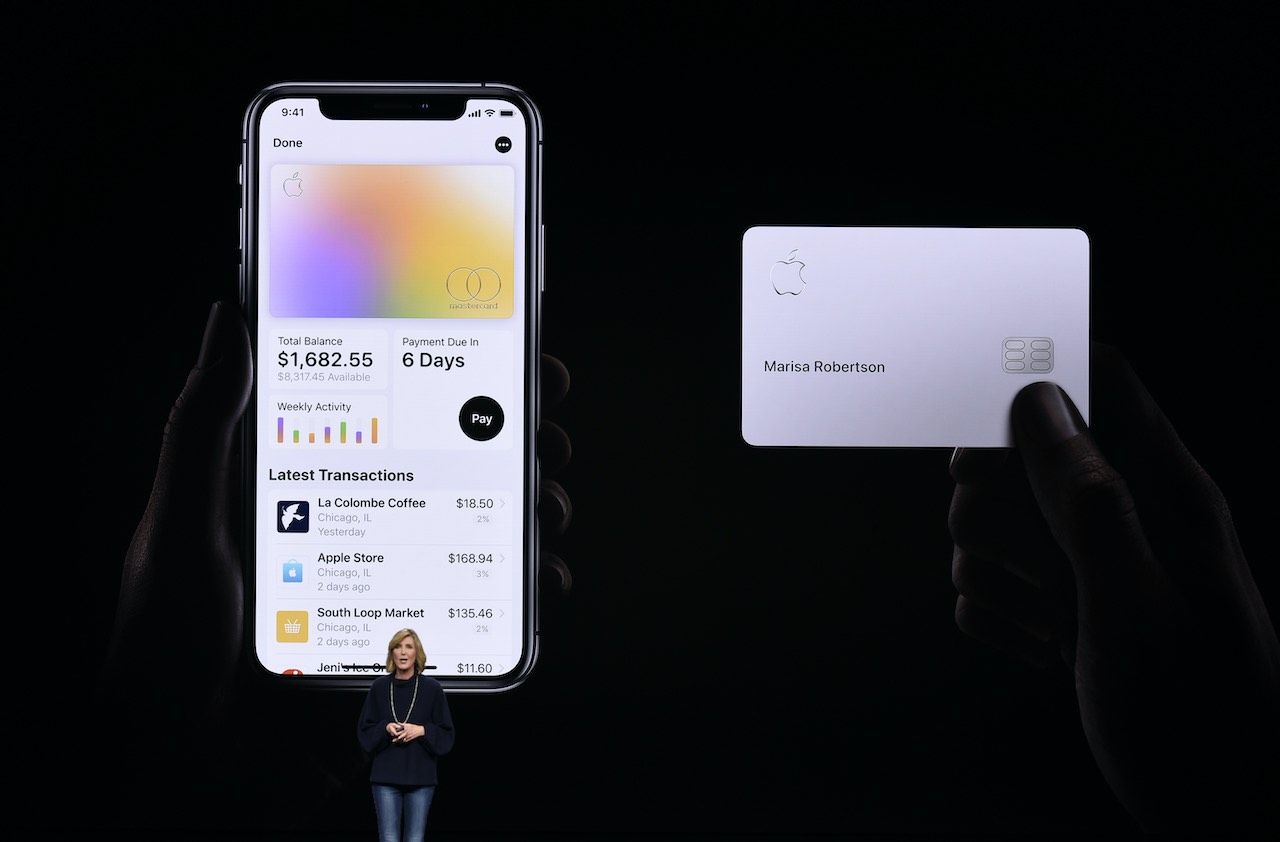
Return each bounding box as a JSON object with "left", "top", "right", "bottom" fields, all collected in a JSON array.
[
  {"left": 96, "top": 297, "right": 573, "bottom": 826},
  {"left": 100, "top": 300, "right": 252, "bottom": 706}
]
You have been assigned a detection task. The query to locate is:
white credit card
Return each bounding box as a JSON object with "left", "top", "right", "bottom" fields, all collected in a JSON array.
[{"left": 741, "top": 227, "right": 1089, "bottom": 448}]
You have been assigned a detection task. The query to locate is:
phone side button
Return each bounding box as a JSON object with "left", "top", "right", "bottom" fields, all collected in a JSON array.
[
  {"left": 535, "top": 456, "right": 542, "bottom": 634},
  {"left": 539, "top": 224, "right": 545, "bottom": 292}
]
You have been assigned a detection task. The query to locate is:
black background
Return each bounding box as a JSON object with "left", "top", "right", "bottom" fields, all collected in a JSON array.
[{"left": 22, "top": 3, "right": 1277, "bottom": 836}]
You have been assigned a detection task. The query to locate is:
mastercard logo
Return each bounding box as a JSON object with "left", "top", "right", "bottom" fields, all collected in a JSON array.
[{"left": 446, "top": 267, "right": 502, "bottom": 302}]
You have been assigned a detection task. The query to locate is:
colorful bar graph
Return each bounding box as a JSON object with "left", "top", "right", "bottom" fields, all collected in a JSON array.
[{"left": 274, "top": 416, "right": 381, "bottom": 446}]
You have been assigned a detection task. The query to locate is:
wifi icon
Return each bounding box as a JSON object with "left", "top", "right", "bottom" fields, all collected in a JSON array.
[{"left": 484, "top": 108, "right": 496, "bottom": 117}]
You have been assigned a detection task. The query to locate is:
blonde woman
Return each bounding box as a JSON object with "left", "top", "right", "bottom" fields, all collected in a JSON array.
[{"left": 357, "top": 629, "right": 455, "bottom": 841}]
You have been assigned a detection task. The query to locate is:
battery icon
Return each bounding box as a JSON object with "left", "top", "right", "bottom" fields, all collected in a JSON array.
[{"left": 499, "top": 110, "right": 514, "bottom": 117}]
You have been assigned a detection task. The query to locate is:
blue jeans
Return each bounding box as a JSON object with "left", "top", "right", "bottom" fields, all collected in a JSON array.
[{"left": 372, "top": 783, "right": 436, "bottom": 842}]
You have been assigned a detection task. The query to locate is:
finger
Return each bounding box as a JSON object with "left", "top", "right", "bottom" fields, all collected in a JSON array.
[
  {"left": 537, "top": 420, "right": 571, "bottom": 474},
  {"left": 949, "top": 447, "right": 1010, "bottom": 485},
  {"left": 948, "top": 475, "right": 1064, "bottom": 589},
  {"left": 951, "top": 547, "right": 1057, "bottom": 641},
  {"left": 954, "top": 595, "right": 1055, "bottom": 668},
  {"left": 1090, "top": 342, "right": 1208, "bottom": 485},
  {"left": 541, "top": 354, "right": 570, "bottom": 411},
  {"left": 1089, "top": 343, "right": 1236, "bottom": 563},
  {"left": 540, "top": 552, "right": 573, "bottom": 595},
  {"left": 1011, "top": 382, "right": 1173, "bottom": 641},
  {"left": 538, "top": 478, "right": 572, "bottom": 535}
]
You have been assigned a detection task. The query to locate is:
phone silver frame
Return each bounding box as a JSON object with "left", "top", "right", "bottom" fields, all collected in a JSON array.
[{"left": 240, "top": 81, "right": 543, "bottom": 693}]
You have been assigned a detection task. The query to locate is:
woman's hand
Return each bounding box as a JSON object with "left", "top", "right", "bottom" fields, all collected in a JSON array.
[
  {"left": 385, "top": 722, "right": 404, "bottom": 739},
  {"left": 392, "top": 723, "right": 425, "bottom": 744}
]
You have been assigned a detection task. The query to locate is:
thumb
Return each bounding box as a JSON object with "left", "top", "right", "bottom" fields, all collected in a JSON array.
[
  {"left": 1011, "top": 383, "right": 1169, "bottom": 632},
  {"left": 131, "top": 300, "right": 252, "bottom": 554},
  {"left": 158, "top": 301, "right": 254, "bottom": 492},
  {"left": 106, "top": 302, "right": 252, "bottom": 686}
]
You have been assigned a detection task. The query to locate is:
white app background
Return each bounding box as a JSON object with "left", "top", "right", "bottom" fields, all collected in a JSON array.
[{"left": 253, "top": 99, "right": 529, "bottom": 679}]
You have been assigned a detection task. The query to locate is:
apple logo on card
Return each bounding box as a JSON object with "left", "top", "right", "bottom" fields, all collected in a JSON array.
[
  {"left": 771, "top": 249, "right": 806, "bottom": 295},
  {"left": 283, "top": 171, "right": 303, "bottom": 197}
]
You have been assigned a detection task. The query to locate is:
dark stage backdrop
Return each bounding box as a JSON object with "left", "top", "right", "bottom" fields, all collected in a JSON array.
[{"left": 22, "top": 3, "right": 1276, "bottom": 836}]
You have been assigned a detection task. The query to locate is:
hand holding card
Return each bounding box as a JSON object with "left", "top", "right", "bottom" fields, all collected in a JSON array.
[{"left": 950, "top": 347, "right": 1280, "bottom": 830}]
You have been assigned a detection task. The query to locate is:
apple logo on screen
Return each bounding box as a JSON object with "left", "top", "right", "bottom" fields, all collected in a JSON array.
[
  {"left": 283, "top": 172, "right": 303, "bottom": 197},
  {"left": 771, "top": 249, "right": 806, "bottom": 295}
]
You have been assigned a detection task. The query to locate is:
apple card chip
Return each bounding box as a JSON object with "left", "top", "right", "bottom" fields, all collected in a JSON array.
[{"left": 741, "top": 227, "right": 1089, "bottom": 447}]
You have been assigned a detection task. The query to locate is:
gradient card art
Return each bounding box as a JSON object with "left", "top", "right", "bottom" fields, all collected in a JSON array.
[{"left": 269, "top": 164, "right": 514, "bottom": 318}]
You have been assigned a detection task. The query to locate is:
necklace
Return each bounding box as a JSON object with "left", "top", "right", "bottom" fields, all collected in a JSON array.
[{"left": 390, "top": 673, "right": 419, "bottom": 725}]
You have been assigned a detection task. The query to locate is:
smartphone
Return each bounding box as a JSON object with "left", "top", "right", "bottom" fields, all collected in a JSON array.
[{"left": 241, "top": 82, "right": 542, "bottom": 691}]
